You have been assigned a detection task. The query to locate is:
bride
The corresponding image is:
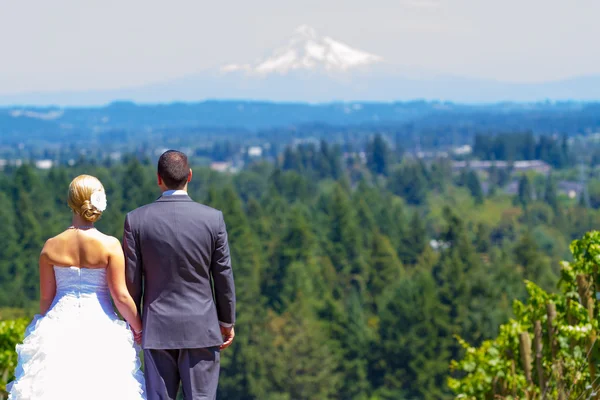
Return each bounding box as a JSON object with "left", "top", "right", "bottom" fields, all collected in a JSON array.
[{"left": 7, "top": 175, "right": 146, "bottom": 399}]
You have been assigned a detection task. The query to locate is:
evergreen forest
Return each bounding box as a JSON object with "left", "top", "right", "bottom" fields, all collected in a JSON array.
[{"left": 2, "top": 133, "right": 600, "bottom": 399}]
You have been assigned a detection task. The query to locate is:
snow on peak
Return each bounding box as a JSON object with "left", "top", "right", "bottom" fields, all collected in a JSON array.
[{"left": 221, "top": 25, "right": 382, "bottom": 75}]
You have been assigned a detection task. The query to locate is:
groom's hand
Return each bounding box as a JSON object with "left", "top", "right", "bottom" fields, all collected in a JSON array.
[
  {"left": 220, "top": 326, "right": 235, "bottom": 350},
  {"left": 130, "top": 326, "right": 142, "bottom": 345}
]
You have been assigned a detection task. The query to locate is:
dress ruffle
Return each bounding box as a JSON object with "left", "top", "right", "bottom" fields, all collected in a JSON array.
[{"left": 7, "top": 310, "right": 146, "bottom": 400}]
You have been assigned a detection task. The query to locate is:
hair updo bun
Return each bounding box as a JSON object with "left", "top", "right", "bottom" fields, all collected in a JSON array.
[
  {"left": 67, "top": 175, "right": 106, "bottom": 223},
  {"left": 79, "top": 199, "right": 103, "bottom": 223}
]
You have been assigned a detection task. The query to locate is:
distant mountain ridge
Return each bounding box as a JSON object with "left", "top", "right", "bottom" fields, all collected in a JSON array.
[
  {"left": 1, "top": 25, "right": 600, "bottom": 106},
  {"left": 2, "top": 100, "right": 600, "bottom": 136}
]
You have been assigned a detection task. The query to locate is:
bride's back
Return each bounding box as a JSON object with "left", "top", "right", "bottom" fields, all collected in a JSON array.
[
  {"left": 6, "top": 173, "right": 147, "bottom": 399},
  {"left": 44, "top": 228, "right": 117, "bottom": 269}
]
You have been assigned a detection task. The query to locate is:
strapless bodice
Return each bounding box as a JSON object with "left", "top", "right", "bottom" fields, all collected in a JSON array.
[
  {"left": 54, "top": 266, "right": 110, "bottom": 296},
  {"left": 50, "top": 266, "right": 114, "bottom": 317}
]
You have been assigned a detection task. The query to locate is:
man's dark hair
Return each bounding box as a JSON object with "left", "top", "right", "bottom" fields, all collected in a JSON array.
[{"left": 158, "top": 150, "right": 189, "bottom": 189}]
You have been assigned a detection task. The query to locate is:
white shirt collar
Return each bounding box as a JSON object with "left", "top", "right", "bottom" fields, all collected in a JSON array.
[{"left": 162, "top": 190, "right": 188, "bottom": 196}]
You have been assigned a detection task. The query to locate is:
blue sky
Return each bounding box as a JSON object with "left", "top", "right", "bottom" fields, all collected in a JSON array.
[{"left": 1, "top": 0, "right": 598, "bottom": 95}]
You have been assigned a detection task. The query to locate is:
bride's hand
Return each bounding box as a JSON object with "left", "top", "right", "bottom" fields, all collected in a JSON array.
[{"left": 130, "top": 326, "right": 143, "bottom": 345}]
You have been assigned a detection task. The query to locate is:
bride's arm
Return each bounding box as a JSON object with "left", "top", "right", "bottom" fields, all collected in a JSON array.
[
  {"left": 106, "top": 238, "right": 143, "bottom": 333},
  {"left": 39, "top": 244, "right": 56, "bottom": 315}
]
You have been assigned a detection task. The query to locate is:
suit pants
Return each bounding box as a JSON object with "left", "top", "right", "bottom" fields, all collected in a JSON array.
[{"left": 144, "top": 347, "right": 220, "bottom": 400}]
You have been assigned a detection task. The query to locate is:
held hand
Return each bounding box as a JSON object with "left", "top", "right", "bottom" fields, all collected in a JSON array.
[
  {"left": 220, "top": 325, "right": 235, "bottom": 350},
  {"left": 130, "top": 326, "right": 143, "bottom": 345}
]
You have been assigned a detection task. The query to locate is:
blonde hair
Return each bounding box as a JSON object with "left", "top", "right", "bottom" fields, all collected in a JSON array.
[{"left": 67, "top": 175, "right": 105, "bottom": 223}]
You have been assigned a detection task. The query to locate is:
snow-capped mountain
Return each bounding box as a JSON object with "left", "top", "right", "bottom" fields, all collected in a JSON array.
[
  {"left": 221, "top": 25, "right": 383, "bottom": 75},
  {"left": 2, "top": 25, "right": 600, "bottom": 106}
]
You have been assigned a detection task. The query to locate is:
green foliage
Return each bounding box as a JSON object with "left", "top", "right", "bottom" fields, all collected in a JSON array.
[
  {"left": 0, "top": 319, "right": 27, "bottom": 397},
  {"left": 517, "top": 174, "right": 534, "bottom": 208},
  {"left": 265, "top": 304, "right": 343, "bottom": 400},
  {"left": 449, "top": 231, "right": 600, "bottom": 399},
  {"left": 458, "top": 170, "right": 484, "bottom": 205},
  {"left": 544, "top": 174, "right": 559, "bottom": 212},
  {"left": 388, "top": 162, "right": 428, "bottom": 205},
  {"left": 473, "top": 132, "right": 569, "bottom": 168},
  {"left": 377, "top": 268, "right": 452, "bottom": 399},
  {"left": 0, "top": 148, "right": 595, "bottom": 399},
  {"left": 366, "top": 134, "right": 391, "bottom": 176}
]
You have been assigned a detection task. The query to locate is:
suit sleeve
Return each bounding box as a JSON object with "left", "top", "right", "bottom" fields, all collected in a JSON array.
[
  {"left": 211, "top": 211, "right": 236, "bottom": 327},
  {"left": 123, "top": 214, "right": 143, "bottom": 314}
]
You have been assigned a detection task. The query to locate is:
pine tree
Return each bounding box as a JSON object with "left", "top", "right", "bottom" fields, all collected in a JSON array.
[
  {"left": 326, "top": 183, "right": 368, "bottom": 289},
  {"left": 464, "top": 170, "right": 484, "bottom": 204},
  {"left": 474, "top": 222, "right": 491, "bottom": 253},
  {"left": 210, "top": 186, "right": 270, "bottom": 400},
  {"left": 433, "top": 208, "right": 499, "bottom": 351},
  {"left": 12, "top": 185, "right": 44, "bottom": 302},
  {"left": 544, "top": 173, "right": 559, "bottom": 212},
  {"left": 375, "top": 268, "right": 452, "bottom": 399},
  {"left": 517, "top": 174, "right": 533, "bottom": 207},
  {"left": 122, "top": 157, "right": 155, "bottom": 210},
  {"left": 354, "top": 197, "right": 377, "bottom": 251},
  {"left": 366, "top": 134, "right": 391, "bottom": 176},
  {"left": 368, "top": 233, "right": 404, "bottom": 304},
  {"left": 337, "top": 288, "right": 373, "bottom": 400},
  {"left": 245, "top": 197, "right": 270, "bottom": 243},
  {"left": 429, "top": 158, "right": 452, "bottom": 192},
  {"left": 398, "top": 211, "right": 427, "bottom": 265},
  {"left": 388, "top": 162, "right": 428, "bottom": 205},
  {"left": 265, "top": 204, "right": 323, "bottom": 311},
  {"left": 513, "top": 231, "right": 556, "bottom": 290},
  {"left": 281, "top": 146, "right": 300, "bottom": 171},
  {"left": 0, "top": 193, "right": 24, "bottom": 307},
  {"left": 263, "top": 300, "right": 343, "bottom": 400}
]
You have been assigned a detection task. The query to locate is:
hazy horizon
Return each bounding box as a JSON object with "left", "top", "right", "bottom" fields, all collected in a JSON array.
[{"left": 2, "top": 0, "right": 600, "bottom": 98}]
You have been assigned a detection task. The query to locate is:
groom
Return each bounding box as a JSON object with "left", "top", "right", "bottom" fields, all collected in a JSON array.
[{"left": 123, "top": 150, "right": 236, "bottom": 400}]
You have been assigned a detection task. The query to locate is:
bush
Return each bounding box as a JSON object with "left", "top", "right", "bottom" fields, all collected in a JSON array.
[
  {"left": 449, "top": 231, "right": 600, "bottom": 399},
  {"left": 0, "top": 318, "right": 27, "bottom": 398}
]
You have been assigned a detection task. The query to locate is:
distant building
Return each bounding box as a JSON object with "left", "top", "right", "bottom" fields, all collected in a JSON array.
[
  {"left": 35, "top": 160, "right": 53, "bottom": 170},
  {"left": 210, "top": 161, "right": 233, "bottom": 173},
  {"left": 248, "top": 146, "right": 263, "bottom": 157},
  {"left": 453, "top": 145, "right": 473, "bottom": 156},
  {"left": 0, "top": 159, "right": 6, "bottom": 169},
  {"left": 452, "top": 160, "right": 551, "bottom": 175},
  {"left": 415, "top": 151, "right": 449, "bottom": 159},
  {"left": 557, "top": 181, "right": 584, "bottom": 199},
  {"left": 500, "top": 179, "right": 582, "bottom": 198}
]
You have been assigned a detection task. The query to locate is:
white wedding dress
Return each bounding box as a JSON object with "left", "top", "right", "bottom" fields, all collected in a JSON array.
[{"left": 7, "top": 266, "right": 146, "bottom": 400}]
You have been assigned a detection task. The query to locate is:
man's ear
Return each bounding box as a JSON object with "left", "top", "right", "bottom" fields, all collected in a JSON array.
[
  {"left": 187, "top": 169, "right": 193, "bottom": 183},
  {"left": 157, "top": 174, "right": 163, "bottom": 186}
]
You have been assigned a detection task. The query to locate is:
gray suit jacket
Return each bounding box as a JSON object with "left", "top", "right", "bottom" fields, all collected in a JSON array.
[{"left": 123, "top": 194, "right": 236, "bottom": 349}]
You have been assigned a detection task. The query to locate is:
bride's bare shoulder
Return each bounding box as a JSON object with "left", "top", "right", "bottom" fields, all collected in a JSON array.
[
  {"left": 39, "top": 231, "right": 72, "bottom": 261},
  {"left": 95, "top": 232, "right": 122, "bottom": 251},
  {"left": 40, "top": 231, "right": 67, "bottom": 253}
]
